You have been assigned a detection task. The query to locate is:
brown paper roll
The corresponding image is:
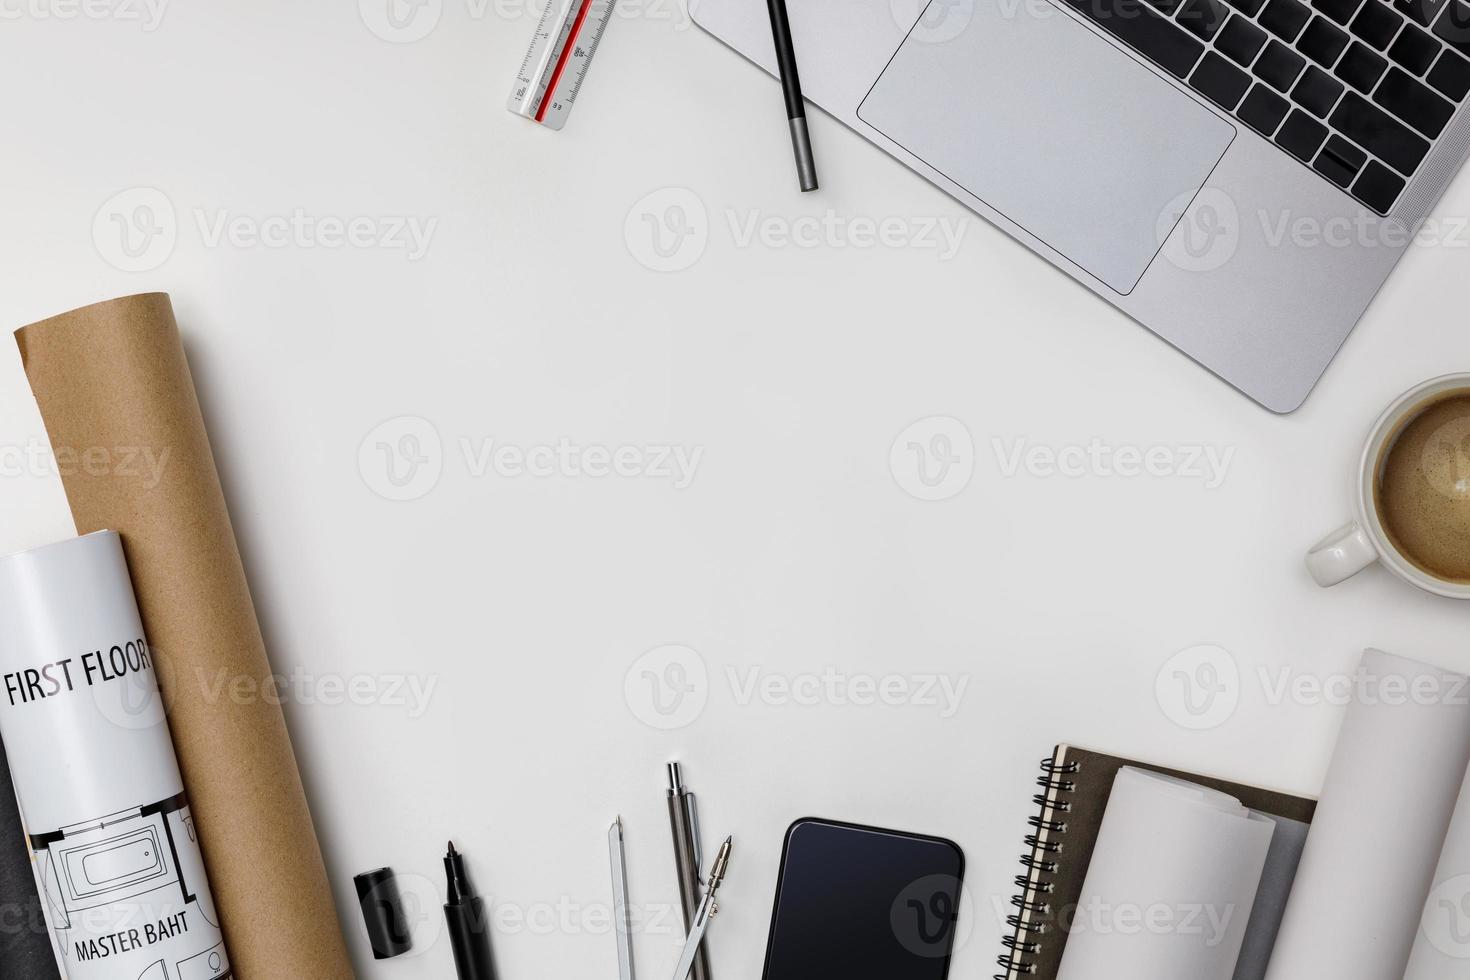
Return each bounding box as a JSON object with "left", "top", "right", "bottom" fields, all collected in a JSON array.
[{"left": 15, "top": 294, "right": 354, "bottom": 980}]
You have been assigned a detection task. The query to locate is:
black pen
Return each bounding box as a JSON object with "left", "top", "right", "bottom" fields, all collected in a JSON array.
[
  {"left": 765, "top": 0, "right": 818, "bottom": 192},
  {"left": 444, "top": 842, "right": 498, "bottom": 980}
]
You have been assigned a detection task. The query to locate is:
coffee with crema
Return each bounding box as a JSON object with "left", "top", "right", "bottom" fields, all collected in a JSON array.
[{"left": 1375, "top": 391, "right": 1470, "bottom": 584}]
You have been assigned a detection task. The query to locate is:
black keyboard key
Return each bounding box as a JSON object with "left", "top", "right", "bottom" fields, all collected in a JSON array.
[
  {"left": 1263, "top": 0, "right": 1315, "bottom": 36},
  {"left": 1353, "top": 159, "right": 1408, "bottom": 209},
  {"left": 1218, "top": 16, "right": 1270, "bottom": 62},
  {"left": 1277, "top": 108, "right": 1332, "bottom": 157},
  {"left": 1192, "top": 50, "right": 1255, "bottom": 105},
  {"left": 1376, "top": 66, "right": 1457, "bottom": 134},
  {"left": 1351, "top": 0, "right": 1404, "bottom": 45},
  {"left": 1337, "top": 41, "right": 1391, "bottom": 88},
  {"left": 1240, "top": 82, "right": 1294, "bottom": 130},
  {"left": 1225, "top": 0, "right": 1267, "bottom": 15},
  {"left": 1389, "top": 24, "right": 1442, "bottom": 70},
  {"left": 1314, "top": 134, "right": 1369, "bottom": 183},
  {"left": 1396, "top": 0, "right": 1447, "bottom": 25},
  {"left": 1300, "top": 16, "right": 1353, "bottom": 63},
  {"left": 1258, "top": 40, "right": 1310, "bottom": 87},
  {"left": 1433, "top": 0, "right": 1470, "bottom": 53},
  {"left": 1178, "top": 0, "right": 1232, "bottom": 38},
  {"left": 1428, "top": 49, "right": 1470, "bottom": 97},
  {"left": 1146, "top": 0, "right": 1186, "bottom": 13},
  {"left": 1314, "top": 0, "right": 1365, "bottom": 24},
  {"left": 1331, "top": 91, "right": 1433, "bottom": 171},
  {"left": 1294, "top": 63, "right": 1349, "bottom": 110},
  {"left": 1064, "top": 0, "right": 1208, "bottom": 76}
]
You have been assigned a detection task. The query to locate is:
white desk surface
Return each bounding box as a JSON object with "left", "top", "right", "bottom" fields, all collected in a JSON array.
[{"left": 1, "top": 3, "right": 1469, "bottom": 977}]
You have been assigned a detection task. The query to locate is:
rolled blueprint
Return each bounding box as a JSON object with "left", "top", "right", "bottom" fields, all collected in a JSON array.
[
  {"left": 1404, "top": 772, "right": 1470, "bottom": 979},
  {"left": 0, "top": 742, "right": 63, "bottom": 980},
  {"left": 1055, "top": 767, "right": 1276, "bottom": 980},
  {"left": 1264, "top": 650, "right": 1470, "bottom": 980},
  {"left": 1231, "top": 814, "right": 1308, "bottom": 980},
  {"left": 0, "top": 532, "right": 229, "bottom": 979},
  {"left": 15, "top": 294, "right": 353, "bottom": 979}
]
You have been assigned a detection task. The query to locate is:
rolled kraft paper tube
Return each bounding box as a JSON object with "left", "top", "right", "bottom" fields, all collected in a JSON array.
[{"left": 14, "top": 294, "right": 354, "bottom": 979}]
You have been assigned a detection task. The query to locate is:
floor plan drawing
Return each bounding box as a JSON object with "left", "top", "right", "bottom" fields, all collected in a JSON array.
[{"left": 30, "top": 793, "right": 230, "bottom": 980}]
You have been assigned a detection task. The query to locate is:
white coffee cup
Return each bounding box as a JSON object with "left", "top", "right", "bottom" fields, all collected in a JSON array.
[{"left": 1306, "top": 374, "right": 1470, "bottom": 599}]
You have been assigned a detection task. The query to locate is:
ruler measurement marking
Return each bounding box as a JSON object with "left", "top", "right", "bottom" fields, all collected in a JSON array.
[
  {"left": 536, "top": 0, "right": 595, "bottom": 123},
  {"left": 507, "top": 0, "right": 616, "bottom": 130}
]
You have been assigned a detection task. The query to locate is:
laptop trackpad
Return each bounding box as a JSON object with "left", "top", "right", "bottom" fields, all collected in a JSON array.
[{"left": 857, "top": 1, "right": 1235, "bottom": 294}]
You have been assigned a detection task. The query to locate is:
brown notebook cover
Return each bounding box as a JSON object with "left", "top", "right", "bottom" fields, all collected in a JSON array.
[{"left": 996, "top": 745, "right": 1318, "bottom": 980}]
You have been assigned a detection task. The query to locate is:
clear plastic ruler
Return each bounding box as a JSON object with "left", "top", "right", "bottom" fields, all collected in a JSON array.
[{"left": 508, "top": 0, "right": 618, "bottom": 131}]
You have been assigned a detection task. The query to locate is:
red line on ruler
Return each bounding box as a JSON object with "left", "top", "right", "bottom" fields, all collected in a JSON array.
[{"left": 535, "top": 0, "right": 594, "bottom": 123}]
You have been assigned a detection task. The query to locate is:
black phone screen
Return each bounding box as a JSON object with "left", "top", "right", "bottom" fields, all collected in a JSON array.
[{"left": 761, "top": 818, "right": 965, "bottom": 980}]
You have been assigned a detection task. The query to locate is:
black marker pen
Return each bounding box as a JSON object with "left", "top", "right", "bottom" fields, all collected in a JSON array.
[{"left": 444, "top": 841, "right": 497, "bottom": 980}]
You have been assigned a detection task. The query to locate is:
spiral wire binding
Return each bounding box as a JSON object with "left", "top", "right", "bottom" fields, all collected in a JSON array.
[{"left": 995, "top": 754, "right": 1079, "bottom": 979}]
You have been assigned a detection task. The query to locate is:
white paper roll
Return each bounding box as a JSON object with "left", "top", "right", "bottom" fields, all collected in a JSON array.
[
  {"left": 1055, "top": 767, "right": 1276, "bottom": 980},
  {"left": 1263, "top": 650, "right": 1470, "bottom": 980},
  {"left": 0, "top": 532, "right": 230, "bottom": 980},
  {"left": 1404, "top": 773, "right": 1470, "bottom": 979}
]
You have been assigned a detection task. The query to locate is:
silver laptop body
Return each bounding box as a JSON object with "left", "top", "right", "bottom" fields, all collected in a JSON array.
[{"left": 691, "top": 0, "right": 1470, "bottom": 411}]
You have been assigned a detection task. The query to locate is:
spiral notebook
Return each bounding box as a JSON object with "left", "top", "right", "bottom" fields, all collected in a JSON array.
[{"left": 996, "top": 745, "right": 1317, "bottom": 980}]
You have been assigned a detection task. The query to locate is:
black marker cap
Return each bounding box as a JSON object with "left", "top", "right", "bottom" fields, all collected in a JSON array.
[{"left": 354, "top": 867, "right": 413, "bottom": 960}]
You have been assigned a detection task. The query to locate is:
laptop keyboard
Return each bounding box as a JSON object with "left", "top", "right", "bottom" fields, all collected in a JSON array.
[{"left": 1061, "top": 0, "right": 1470, "bottom": 212}]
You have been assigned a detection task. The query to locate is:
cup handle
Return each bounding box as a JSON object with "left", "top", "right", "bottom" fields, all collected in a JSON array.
[{"left": 1306, "top": 521, "right": 1379, "bottom": 587}]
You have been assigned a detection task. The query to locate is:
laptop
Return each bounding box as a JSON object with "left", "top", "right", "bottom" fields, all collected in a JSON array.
[{"left": 690, "top": 0, "right": 1470, "bottom": 411}]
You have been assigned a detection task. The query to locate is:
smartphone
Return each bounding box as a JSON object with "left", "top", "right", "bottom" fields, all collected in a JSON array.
[{"left": 761, "top": 818, "right": 965, "bottom": 980}]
